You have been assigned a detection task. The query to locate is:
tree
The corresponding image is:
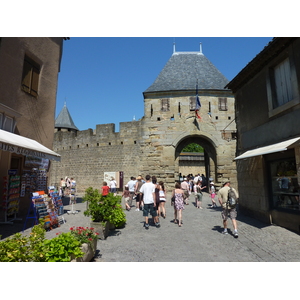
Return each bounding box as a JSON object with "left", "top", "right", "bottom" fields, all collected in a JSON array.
[{"left": 182, "top": 143, "right": 203, "bottom": 153}]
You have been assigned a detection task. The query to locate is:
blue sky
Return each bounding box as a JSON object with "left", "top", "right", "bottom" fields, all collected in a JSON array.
[{"left": 56, "top": 37, "right": 273, "bottom": 131}]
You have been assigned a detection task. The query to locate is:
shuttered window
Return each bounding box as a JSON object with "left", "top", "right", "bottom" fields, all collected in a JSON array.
[
  {"left": 274, "top": 57, "right": 293, "bottom": 107},
  {"left": 189, "top": 96, "right": 196, "bottom": 110},
  {"left": 21, "top": 56, "right": 40, "bottom": 97},
  {"left": 161, "top": 99, "right": 170, "bottom": 111},
  {"left": 218, "top": 98, "right": 227, "bottom": 111}
]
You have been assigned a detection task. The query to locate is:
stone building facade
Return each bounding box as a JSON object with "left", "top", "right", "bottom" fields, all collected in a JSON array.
[
  {"left": 227, "top": 38, "right": 300, "bottom": 233},
  {"left": 0, "top": 37, "right": 64, "bottom": 218},
  {"left": 50, "top": 47, "right": 237, "bottom": 194}
]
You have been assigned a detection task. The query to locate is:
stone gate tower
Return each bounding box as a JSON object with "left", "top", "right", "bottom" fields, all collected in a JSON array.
[
  {"left": 50, "top": 45, "right": 237, "bottom": 193},
  {"left": 139, "top": 46, "right": 237, "bottom": 189}
]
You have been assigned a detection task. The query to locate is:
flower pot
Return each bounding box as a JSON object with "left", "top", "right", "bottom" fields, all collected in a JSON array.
[
  {"left": 108, "top": 221, "right": 115, "bottom": 231},
  {"left": 71, "top": 239, "right": 97, "bottom": 262},
  {"left": 90, "top": 221, "right": 109, "bottom": 240}
]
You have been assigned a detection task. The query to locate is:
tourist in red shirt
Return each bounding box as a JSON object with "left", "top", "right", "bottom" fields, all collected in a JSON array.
[{"left": 101, "top": 181, "right": 110, "bottom": 196}]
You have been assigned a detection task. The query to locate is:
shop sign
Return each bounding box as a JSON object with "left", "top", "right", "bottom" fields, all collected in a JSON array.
[
  {"left": 8, "top": 169, "right": 17, "bottom": 175},
  {"left": 0, "top": 141, "right": 60, "bottom": 161},
  {"left": 0, "top": 142, "right": 47, "bottom": 159}
]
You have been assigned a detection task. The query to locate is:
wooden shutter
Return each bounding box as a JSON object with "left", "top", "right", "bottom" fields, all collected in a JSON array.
[
  {"left": 161, "top": 99, "right": 170, "bottom": 111},
  {"left": 189, "top": 96, "right": 196, "bottom": 110},
  {"left": 21, "top": 59, "right": 32, "bottom": 93},
  {"left": 274, "top": 58, "right": 292, "bottom": 106},
  {"left": 218, "top": 98, "right": 227, "bottom": 111},
  {"left": 31, "top": 66, "right": 40, "bottom": 97},
  {"left": 21, "top": 56, "right": 40, "bottom": 97}
]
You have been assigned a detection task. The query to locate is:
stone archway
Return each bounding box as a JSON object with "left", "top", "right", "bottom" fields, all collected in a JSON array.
[{"left": 173, "top": 134, "right": 217, "bottom": 183}]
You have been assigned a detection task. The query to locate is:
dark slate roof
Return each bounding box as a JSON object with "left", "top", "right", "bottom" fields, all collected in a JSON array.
[
  {"left": 55, "top": 103, "right": 79, "bottom": 131},
  {"left": 144, "top": 52, "right": 229, "bottom": 93}
]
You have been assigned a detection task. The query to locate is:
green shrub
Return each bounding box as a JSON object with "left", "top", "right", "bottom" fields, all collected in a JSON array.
[
  {"left": 83, "top": 187, "right": 126, "bottom": 227},
  {"left": 0, "top": 223, "right": 84, "bottom": 262},
  {"left": 43, "top": 233, "right": 83, "bottom": 262}
]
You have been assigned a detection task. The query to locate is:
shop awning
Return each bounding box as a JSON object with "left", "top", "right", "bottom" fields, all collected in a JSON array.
[
  {"left": 0, "top": 129, "right": 60, "bottom": 161},
  {"left": 234, "top": 137, "right": 300, "bottom": 160}
]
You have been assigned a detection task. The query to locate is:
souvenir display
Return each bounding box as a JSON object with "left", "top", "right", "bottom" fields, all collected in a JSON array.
[
  {"left": 0, "top": 175, "right": 21, "bottom": 224},
  {"left": 20, "top": 168, "right": 48, "bottom": 198}
]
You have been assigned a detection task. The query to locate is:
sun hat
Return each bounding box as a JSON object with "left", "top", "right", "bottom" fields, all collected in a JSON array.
[{"left": 222, "top": 180, "right": 230, "bottom": 186}]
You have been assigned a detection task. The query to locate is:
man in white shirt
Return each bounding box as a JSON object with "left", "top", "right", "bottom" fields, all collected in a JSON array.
[
  {"left": 139, "top": 174, "right": 160, "bottom": 229},
  {"left": 127, "top": 176, "right": 136, "bottom": 207}
]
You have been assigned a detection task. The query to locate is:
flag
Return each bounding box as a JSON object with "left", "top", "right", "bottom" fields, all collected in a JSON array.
[{"left": 195, "top": 84, "right": 201, "bottom": 119}]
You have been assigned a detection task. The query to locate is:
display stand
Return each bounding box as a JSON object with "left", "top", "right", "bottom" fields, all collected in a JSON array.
[
  {"left": 0, "top": 175, "right": 22, "bottom": 225},
  {"left": 23, "top": 190, "right": 65, "bottom": 231},
  {"left": 23, "top": 201, "right": 38, "bottom": 231},
  {"left": 48, "top": 187, "right": 65, "bottom": 224},
  {"left": 67, "top": 180, "right": 78, "bottom": 214}
]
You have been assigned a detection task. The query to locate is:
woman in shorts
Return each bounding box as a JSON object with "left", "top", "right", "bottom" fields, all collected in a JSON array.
[{"left": 158, "top": 181, "right": 166, "bottom": 218}]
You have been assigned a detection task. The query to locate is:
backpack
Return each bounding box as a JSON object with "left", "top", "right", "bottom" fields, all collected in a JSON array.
[{"left": 227, "top": 187, "right": 237, "bottom": 208}]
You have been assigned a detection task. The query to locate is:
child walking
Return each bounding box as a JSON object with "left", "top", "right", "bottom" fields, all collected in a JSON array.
[
  {"left": 210, "top": 182, "right": 217, "bottom": 208},
  {"left": 122, "top": 185, "right": 131, "bottom": 211}
]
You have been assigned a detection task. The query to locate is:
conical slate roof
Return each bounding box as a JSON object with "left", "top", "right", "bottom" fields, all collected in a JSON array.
[
  {"left": 144, "top": 52, "right": 229, "bottom": 93},
  {"left": 55, "top": 103, "right": 79, "bottom": 131}
]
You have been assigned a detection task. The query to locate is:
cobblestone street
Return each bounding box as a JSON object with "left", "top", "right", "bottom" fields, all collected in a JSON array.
[
  {"left": 94, "top": 193, "right": 300, "bottom": 262},
  {"left": 3, "top": 192, "right": 300, "bottom": 262}
]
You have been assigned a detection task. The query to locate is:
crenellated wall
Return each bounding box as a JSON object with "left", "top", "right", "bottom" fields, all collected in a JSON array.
[{"left": 50, "top": 90, "right": 238, "bottom": 195}]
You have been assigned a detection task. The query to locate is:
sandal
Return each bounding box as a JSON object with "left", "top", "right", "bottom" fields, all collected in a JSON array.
[{"left": 174, "top": 219, "right": 178, "bottom": 224}]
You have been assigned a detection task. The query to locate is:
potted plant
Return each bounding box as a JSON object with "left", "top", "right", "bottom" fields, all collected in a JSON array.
[
  {"left": 83, "top": 187, "right": 126, "bottom": 239},
  {"left": 69, "top": 227, "right": 98, "bottom": 262}
]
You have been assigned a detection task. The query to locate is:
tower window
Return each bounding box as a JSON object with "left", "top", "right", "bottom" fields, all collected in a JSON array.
[
  {"left": 161, "top": 99, "right": 170, "bottom": 111},
  {"left": 218, "top": 98, "right": 228, "bottom": 111}
]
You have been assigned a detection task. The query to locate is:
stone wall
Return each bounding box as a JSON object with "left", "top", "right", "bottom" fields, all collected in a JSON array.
[{"left": 50, "top": 91, "right": 238, "bottom": 195}]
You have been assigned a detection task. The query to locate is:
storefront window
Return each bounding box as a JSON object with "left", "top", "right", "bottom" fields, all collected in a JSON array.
[{"left": 270, "top": 157, "right": 300, "bottom": 210}]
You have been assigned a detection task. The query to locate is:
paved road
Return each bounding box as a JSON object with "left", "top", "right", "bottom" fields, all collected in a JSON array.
[
  {"left": 95, "top": 193, "right": 300, "bottom": 262},
  {"left": 4, "top": 192, "right": 300, "bottom": 262}
]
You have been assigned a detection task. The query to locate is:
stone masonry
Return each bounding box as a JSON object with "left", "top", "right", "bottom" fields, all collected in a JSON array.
[{"left": 49, "top": 50, "right": 237, "bottom": 193}]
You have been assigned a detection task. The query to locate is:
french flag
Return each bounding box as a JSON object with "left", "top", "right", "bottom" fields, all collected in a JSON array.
[{"left": 195, "top": 84, "right": 201, "bottom": 119}]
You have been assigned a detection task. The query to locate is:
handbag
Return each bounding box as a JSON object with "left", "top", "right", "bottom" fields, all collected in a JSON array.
[{"left": 171, "top": 195, "right": 175, "bottom": 206}]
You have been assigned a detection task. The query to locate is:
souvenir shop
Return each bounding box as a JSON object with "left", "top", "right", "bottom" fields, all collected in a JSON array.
[{"left": 0, "top": 129, "right": 61, "bottom": 229}]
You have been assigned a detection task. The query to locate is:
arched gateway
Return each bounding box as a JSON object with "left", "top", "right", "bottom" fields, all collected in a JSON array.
[{"left": 50, "top": 46, "right": 237, "bottom": 193}]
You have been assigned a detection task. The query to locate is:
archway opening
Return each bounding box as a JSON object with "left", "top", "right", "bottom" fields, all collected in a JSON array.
[{"left": 175, "top": 135, "right": 217, "bottom": 186}]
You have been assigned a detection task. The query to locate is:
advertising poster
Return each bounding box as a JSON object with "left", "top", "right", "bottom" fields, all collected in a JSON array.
[{"left": 104, "top": 172, "right": 120, "bottom": 188}]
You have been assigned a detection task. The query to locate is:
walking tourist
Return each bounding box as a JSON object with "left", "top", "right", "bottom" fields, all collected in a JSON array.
[
  {"left": 158, "top": 181, "right": 166, "bottom": 219},
  {"left": 194, "top": 180, "right": 206, "bottom": 209},
  {"left": 109, "top": 177, "right": 117, "bottom": 195},
  {"left": 101, "top": 181, "right": 110, "bottom": 197},
  {"left": 59, "top": 177, "right": 66, "bottom": 197},
  {"left": 139, "top": 174, "right": 160, "bottom": 229},
  {"left": 172, "top": 182, "right": 185, "bottom": 227},
  {"left": 152, "top": 176, "right": 160, "bottom": 220},
  {"left": 127, "top": 176, "right": 136, "bottom": 207},
  {"left": 134, "top": 176, "right": 144, "bottom": 211},
  {"left": 122, "top": 185, "right": 131, "bottom": 211},
  {"left": 181, "top": 177, "right": 190, "bottom": 205},
  {"left": 218, "top": 180, "right": 239, "bottom": 238},
  {"left": 65, "top": 176, "right": 71, "bottom": 195},
  {"left": 210, "top": 182, "right": 217, "bottom": 208}
]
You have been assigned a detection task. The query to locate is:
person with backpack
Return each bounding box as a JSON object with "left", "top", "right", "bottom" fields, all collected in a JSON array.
[{"left": 217, "top": 180, "right": 239, "bottom": 238}]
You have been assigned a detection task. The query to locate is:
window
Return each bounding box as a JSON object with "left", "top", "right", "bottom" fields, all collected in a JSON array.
[
  {"left": 21, "top": 56, "right": 40, "bottom": 97},
  {"left": 218, "top": 98, "right": 227, "bottom": 111},
  {"left": 272, "top": 58, "right": 297, "bottom": 108},
  {"left": 161, "top": 99, "right": 170, "bottom": 112},
  {"left": 268, "top": 156, "right": 299, "bottom": 211},
  {"left": 267, "top": 55, "right": 299, "bottom": 115},
  {"left": 189, "top": 97, "right": 196, "bottom": 110},
  {"left": 3, "top": 116, "right": 14, "bottom": 132}
]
